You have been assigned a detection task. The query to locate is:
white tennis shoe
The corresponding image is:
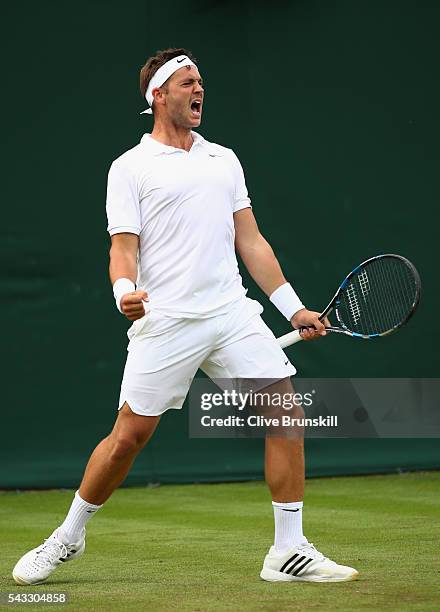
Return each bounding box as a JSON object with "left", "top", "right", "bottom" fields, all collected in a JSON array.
[
  {"left": 260, "top": 542, "right": 359, "bottom": 583},
  {"left": 12, "top": 527, "right": 85, "bottom": 585}
]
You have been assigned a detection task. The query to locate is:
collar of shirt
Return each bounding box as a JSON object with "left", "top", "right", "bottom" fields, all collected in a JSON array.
[{"left": 140, "top": 131, "right": 223, "bottom": 157}]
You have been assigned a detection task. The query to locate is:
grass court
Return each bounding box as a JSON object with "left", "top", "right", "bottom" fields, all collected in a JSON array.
[{"left": 1, "top": 472, "right": 439, "bottom": 611}]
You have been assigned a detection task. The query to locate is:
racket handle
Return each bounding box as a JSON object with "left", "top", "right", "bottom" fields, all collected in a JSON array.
[{"left": 277, "top": 329, "right": 303, "bottom": 348}]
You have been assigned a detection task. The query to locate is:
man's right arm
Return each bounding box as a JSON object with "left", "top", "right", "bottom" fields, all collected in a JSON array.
[{"left": 109, "top": 233, "right": 148, "bottom": 321}]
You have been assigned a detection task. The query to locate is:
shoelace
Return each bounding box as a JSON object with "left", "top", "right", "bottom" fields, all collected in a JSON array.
[
  {"left": 296, "top": 543, "right": 326, "bottom": 562},
  {"left": 34, "top": 539, "right": 68, "bottom": 569}
]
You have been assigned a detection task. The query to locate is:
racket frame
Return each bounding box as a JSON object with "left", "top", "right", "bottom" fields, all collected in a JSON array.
[{"left": 277, "top": 254, "right": 421, "bottom": 349}]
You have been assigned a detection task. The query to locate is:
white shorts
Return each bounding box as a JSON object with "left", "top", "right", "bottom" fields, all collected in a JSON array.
[{"left": 118, "top": 297, "right": 296, "bottom": 416}]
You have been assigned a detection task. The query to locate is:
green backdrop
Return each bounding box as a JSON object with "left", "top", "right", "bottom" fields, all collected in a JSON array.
[{"left": 2, "top": 0, "right": 439, "bottom": 488}]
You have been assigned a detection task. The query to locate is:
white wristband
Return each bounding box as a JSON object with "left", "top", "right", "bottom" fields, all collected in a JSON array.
[
  {"left": 113, "top": 278, "right": 135, "bottom": 313},
  {"left": 270, "top": 282, "right": 305, "bottom": 321}
]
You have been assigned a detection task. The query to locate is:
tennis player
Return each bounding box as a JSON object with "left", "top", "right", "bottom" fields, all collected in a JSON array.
[{"left": 13, "top": 48, "right": 358, "bottom": 585}]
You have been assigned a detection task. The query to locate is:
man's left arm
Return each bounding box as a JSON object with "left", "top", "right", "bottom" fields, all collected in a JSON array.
[{"left": 234, "top": 208, "right": 327, "bottom": 339}]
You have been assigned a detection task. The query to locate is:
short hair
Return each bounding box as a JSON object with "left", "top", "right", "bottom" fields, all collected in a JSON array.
[{"left": 139, "top": 47, "right": 198, "bottom": 101}]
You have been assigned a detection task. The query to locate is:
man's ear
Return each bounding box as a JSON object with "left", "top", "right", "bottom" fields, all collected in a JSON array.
[{"left": 153, "top": 87, "right": 166, "bottom": 108}]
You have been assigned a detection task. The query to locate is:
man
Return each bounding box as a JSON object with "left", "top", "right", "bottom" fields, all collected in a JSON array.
[{"left": 13, "top": 48, "right": 358, "bottom": 585}]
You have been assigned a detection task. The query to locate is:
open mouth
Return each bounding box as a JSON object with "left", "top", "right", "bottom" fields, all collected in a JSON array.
[{"left": 190, "top": 99, "right": 202, "bottom": 117}]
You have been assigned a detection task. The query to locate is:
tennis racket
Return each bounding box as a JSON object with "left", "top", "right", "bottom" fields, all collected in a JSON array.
[{"left": 277, "top": 254, "right": 421, "bottom": 349}]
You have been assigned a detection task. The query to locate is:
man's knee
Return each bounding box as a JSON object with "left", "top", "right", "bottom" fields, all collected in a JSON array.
[
  {"left": 108, "top": 435, "right": 145, "bottom": 462},
  {"left": 109, "top": 403, "right": 160, "bottom": 461}
]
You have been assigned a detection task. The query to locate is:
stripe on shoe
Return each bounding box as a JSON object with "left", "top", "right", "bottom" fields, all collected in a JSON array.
[
  {"left": 285, "top": 555, "right": 306, "bottom": 574},
  {"left": 291, "top": 557, "right": 313, "bottom": 576},
  {"left": 280, "top": 554, "right": 299, "bottom": 573}
]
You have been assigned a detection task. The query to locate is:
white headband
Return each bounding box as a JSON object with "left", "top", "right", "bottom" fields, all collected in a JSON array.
[{"left": 140, "top": 55, "right": 197, "bottom": 115}]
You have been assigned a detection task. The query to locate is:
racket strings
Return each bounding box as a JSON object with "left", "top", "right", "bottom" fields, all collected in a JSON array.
[{"left": 337, "top": 257, "right": 418, "bottom": 335}]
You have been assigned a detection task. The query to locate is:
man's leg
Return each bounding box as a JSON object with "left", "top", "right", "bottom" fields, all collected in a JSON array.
[
  {"left": 79, "top": 402, "right": 160, "bottom": 505},
  {"left": 56, "top": 402, "right": 160, "bottom": 542},
  {"left": 261, "top": 378, "right": 307, "bottom": 552},
  {"left": 202, "top": 301, "right": 358, "bottom": 582},
  {"left": 260, "top": 378, "right": 358, "bottom": 582},
  {"left": 12, "top": 403, "right": 160, "bottom": 585},
  {"left": 265, "top": 436, "right": 304, "bottom": 500},
  {"left": 264, "top": 378, "right": 305, "bottom": 504}
]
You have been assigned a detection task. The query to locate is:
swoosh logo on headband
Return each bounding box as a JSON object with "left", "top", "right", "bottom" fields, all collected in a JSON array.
[{"left": 177, "top": 57, "right": 186, "bottom": 63}]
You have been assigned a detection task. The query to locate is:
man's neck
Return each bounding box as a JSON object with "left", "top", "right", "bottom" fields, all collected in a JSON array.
[{"left": 150, "top": 122, "right": 194, "bottom": 152}]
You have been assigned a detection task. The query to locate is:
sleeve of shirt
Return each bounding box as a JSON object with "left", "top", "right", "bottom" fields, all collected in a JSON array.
[
  {"left": 229, "top": 150, "right": 252, "bottom": 213},
  {"left": 106, "top": 160, "right": 141, "bottom": 236}
]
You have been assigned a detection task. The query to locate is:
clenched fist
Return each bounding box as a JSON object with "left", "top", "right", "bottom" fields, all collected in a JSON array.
[{"left": 120, "top": 290, "right": 149, "bottom": 321}]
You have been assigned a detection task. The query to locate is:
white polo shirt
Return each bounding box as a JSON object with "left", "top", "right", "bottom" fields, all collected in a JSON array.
[{"left": 106, "top": 131, "right": 252, "bottom": 317}]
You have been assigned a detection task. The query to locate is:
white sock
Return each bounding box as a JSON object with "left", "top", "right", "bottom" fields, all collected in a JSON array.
[
  {"left": 272, "top": 501, "right": 308, "bottom": 552},
  {"left": 59, "top": 491, "right": 103, "bottom": 543}
]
